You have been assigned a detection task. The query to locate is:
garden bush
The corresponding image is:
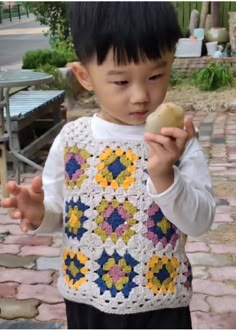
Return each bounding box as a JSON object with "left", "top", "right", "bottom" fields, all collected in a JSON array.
[
  {"left": 192, "top": 62, "right": 234, "bottom": 91},
  {"left": 22, "top": 48, "right": 76, "bottom": 69},
  {"left": 53, "top": 40, "right": 77, "bottom": 63},
  {"left": 34, "top": 64, "right": 70, "bottom": 94},
  {"left": 170, "top": 69, "right": 183, "bottom": 86}
]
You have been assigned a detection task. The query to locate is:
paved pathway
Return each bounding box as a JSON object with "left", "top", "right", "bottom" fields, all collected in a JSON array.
[
  {"left": 0, "top": 14, "right": 35, "bottom": 30},
  {"left": 0, "top": 27, "right": 48, "bottom": 36},
  {"left": 0, "top": 15, "right": 49, "bottom": 71},
  {"left": 1, "top": 108, "right": 236, "bottom": 328}
]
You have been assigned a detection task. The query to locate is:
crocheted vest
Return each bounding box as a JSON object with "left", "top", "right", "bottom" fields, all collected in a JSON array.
[{"left": 58, "top": 117, "right": 193, "bottom": 314}]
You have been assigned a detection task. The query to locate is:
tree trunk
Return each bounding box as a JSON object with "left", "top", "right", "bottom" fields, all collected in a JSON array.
[
  {"left": 205, "top": 14, "right": 213, "bottom": 31},
  {"left": 211, "top": 2, "right": 221, "bottom": 28},
  {"left": 189, "top": 9, "right": 200, "bottom": 35},
  {"left": 199, "top": 2, "right": 209, "bottom": 28}
]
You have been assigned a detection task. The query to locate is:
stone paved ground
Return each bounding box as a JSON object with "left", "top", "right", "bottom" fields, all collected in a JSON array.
[{"left": 1, "top": 108, "right": 236, "bottom": 328}]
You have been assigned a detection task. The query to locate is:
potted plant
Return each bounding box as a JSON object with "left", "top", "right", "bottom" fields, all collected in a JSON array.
[{"left": 205, "top": 2, "right": 229, "bottom": 43}]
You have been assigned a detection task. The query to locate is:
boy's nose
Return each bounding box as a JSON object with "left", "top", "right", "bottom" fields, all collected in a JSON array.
[{"left": 130, "top": 85, "right": 148, "bottom": 104}]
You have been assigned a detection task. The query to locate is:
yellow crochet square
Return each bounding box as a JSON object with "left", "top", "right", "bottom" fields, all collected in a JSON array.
[
  {"left": 146, "top": 255, "right": 180, "bottom": 295},
  {"left": 63, "top": 249, "right": 89, "bottom": 291},
  {"left": 96, "top": 147, "right": 139, "bottom": 190}
]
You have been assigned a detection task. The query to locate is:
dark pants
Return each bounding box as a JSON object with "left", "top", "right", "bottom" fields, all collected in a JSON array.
[{"left": 65, "top": 299, "right": 192, "bottom": 329}]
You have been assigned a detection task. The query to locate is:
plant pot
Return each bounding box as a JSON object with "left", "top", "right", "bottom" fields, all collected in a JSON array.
[
  {"left": 205, "top": 27, "right": 229, "bottom": 42},
  {"left": 206, "top": 41, "right": 218, "bottom": 56},
  {"left": 175, "top": 38, "right": 202, "bottom": 58}
]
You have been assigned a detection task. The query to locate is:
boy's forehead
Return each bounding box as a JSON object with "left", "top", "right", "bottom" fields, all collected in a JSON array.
[{"left": 96, "top": 49, "right": 174, "bottom": 69}]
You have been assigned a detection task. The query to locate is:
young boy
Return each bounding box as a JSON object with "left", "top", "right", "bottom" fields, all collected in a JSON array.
[{"left": 1, "top": 2, "right": 215, "bottom": 329}]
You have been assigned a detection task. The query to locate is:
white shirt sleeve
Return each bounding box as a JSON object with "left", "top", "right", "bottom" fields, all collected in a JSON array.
[
  {"left": 146, "top": 138, "right": 216, "bottom": 237},
  {"left": 31, "top": 132, "right": 64, "bottom": 234}
]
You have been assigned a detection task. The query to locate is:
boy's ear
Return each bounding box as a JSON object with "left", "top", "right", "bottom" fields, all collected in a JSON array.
[{"left": 71, "top": 62, "right": 93, "bottom": 91}]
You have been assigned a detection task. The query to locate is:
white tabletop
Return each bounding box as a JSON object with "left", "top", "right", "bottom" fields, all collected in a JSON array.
[{"left": 0, "top": 70, "right": 53, "bottom": 88}]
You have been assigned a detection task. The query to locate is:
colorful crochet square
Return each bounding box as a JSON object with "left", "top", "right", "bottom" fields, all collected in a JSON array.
[
  {"left": 95, "top": 251, "right": 138, "bottom": 298},
  {"left": 145, "top": 203, "right": 180, "bottom": 247},
  {"left": 65, "top": 199, "right": 89, "bottom": 240},
  {"left": 95, "top": 198, "right": 138, "bottom": 244},
  {"left": 95, "top": 148, "right": 139, "bottom": 190},
  {"left": 64, "top": 146, "right": 91, "bottom": 189},
  {"left": 146, "top": 255, "right": 180, "bottom": 295},
  {"left": 183, "top": 260, "right": 192, "bottom": 289},
  {"left": 63, "top": 249, "right": 89, "bottom": 290}
]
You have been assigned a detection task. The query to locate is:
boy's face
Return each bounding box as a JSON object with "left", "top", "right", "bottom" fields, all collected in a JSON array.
[{"left": 73, "top": 49, "right": 174, "bottom": 126}]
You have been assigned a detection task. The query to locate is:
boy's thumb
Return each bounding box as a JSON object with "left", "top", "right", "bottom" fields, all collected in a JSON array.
[
  {"left": 31, "top": 176, "right": 44, "bottom": 194},
  {"left": 184, "top": 119, "right": 196, "bottom": 140}
]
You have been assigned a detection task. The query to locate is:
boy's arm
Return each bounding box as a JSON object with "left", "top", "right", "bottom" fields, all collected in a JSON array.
[
  {"left": 146, "top": 138, "right": 216, "bottom": 237},
  {"left": 31, "top": 133, "right": 64, "bottom": 234}
]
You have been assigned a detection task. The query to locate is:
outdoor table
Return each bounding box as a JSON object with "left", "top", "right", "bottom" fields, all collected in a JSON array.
[{"left": 0, "top": 70, "right": 53, "bottom": 189}]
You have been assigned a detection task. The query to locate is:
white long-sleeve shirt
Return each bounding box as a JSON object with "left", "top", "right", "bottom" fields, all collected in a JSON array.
[{"left": 37, "top": 113, "right": 215, "bottom": 237}]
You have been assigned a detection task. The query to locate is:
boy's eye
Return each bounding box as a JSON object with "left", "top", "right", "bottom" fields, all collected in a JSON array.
[
  {"left": 149, "top": 74, "right": 163, "bottom": 80},
  {"left": 113, "top": 80, "right": 128, "bottom": 86}
]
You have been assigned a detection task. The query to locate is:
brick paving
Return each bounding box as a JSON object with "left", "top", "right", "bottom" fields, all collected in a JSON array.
[{"left": 1, "top": 108, "right": 236, "bottom": 328}]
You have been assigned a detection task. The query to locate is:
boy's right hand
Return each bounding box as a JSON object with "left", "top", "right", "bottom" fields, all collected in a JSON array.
[{"left": 1, "top": 176, "right": 44, "bottom": 233}]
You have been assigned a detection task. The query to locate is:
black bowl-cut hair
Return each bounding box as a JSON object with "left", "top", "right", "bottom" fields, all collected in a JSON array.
[{"left": 68, "top": 2, "right": 182, "bottom": 65}]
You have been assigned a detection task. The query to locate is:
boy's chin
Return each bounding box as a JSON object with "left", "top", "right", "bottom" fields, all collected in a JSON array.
[
  {"left": 99, "top": 112, "right": 147, "bottom": 125},
  {"left": 127, "top": 118, "right": 146, "bottom": 126}
]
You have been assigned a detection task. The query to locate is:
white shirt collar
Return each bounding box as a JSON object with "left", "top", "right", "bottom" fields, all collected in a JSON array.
[{"left": 91, "top": 113, "right": 145, "bottom": 140}]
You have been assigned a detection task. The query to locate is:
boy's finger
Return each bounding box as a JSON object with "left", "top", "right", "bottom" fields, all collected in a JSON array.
[
  {"left": 31, "top": 177, "right": 44, "bottom": 194},
  {"left": 145, "top": 139, "right": 165, "bottom": 154},
  {"left": 160, "top": 127, "right": 187, "bottom": 140},
  {"left": 184, "top": 119, "right": 196, "bottom": 140},
  {"left": 20, "top": 219, "right": 29, "bottom": 233},
  {"left": 6, "top": 181, "right": 21, "bottom": 196},
  {"left": 144, "top": 132, "right": 164, "bottom": 143},
  {"left": 1, "top": 197, "right": 18, "bottom": 209},
  {"left": 11, "top": 210, "right": 22, "bottom": 220},
  {"left": 22, "top": 225, "right": 29, "bottom": 233},
  {"left": 146, "top": 130, "right": 187, "bottom": 159}
]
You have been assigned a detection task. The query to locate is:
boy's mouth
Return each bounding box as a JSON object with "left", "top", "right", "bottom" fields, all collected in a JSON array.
[{"left": 130, "top": 110, "right": 149, "bottom": 118}]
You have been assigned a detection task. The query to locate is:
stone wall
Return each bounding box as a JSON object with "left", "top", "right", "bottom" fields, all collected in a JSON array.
[{"left": 173, "top": 57, "right": 236, "bottom": 75}]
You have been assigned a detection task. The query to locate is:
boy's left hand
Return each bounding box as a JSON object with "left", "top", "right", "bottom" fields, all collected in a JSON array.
[{"left": 144, "top": 119, "right": 196, "bottom": 193}]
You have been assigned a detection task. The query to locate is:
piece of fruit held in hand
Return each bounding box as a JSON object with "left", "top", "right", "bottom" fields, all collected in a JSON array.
[{"left": 145, "top": 102, "right": 185, "bottom": 134}]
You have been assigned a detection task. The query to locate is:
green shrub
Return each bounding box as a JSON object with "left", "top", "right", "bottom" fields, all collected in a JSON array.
[
  {"left": 170, "top": 69, "right": 183, "bottom": 86},
  {"left": 34, "top": 64, "right": 69, "bottom": 94},
  {"left": 52, "top": 40, "right": 77, "bottom": 63},
  {"left": 192, "top": 62, "right": 233, "bottom": 91},
  {"left": 30, "top": 2, "right": 70, "bottom": 43},
  {"left": 22, "top": 49, "right": 73, "bottom": 69}
]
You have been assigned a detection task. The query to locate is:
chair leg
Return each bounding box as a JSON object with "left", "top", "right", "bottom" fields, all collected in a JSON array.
[
  {"left": 0, "top": 89, "right": 8, "bottom": 198},
  {"left": 0, "top": 143, "right": 8, "bottom": 198},
  {"left": 11, "top": 132, "right": 23, "bottom": 183},
  {"left": 15, "top": 160, "right": 21, "bottom": 184}
]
